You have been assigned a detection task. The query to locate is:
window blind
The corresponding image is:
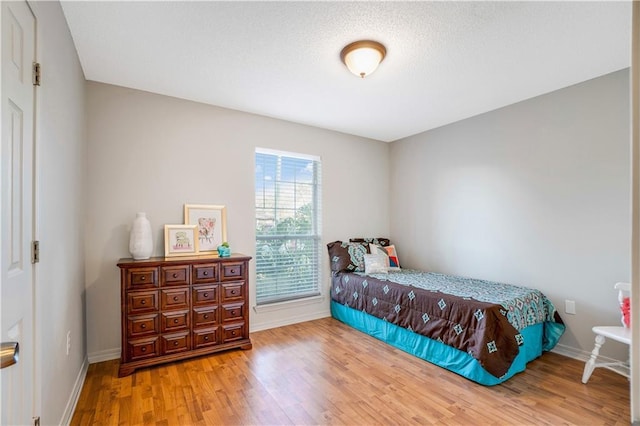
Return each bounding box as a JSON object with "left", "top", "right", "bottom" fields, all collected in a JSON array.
[{"left": 255, "top": 148, "right": 322, "bottom": 305}]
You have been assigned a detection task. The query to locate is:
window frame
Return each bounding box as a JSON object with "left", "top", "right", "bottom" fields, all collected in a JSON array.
[{"left": 254, "top": 148, "right": 322, "bottom": 306}]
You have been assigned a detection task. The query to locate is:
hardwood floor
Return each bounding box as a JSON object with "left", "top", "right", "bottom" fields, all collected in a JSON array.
[{"left": 72, "top": 317, "right": 630, "bottom": 425}]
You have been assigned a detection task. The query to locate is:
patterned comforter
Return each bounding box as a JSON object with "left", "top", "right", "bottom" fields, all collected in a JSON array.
[{"left": 331, "top": 270, "right": 564, "bottom": 378}]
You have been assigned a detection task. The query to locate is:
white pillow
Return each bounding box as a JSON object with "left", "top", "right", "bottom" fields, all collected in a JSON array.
[{"left": 364, "top": 253, "right": 389, "bottom": 274}]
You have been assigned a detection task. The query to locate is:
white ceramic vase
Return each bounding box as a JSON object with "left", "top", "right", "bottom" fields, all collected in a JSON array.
[{"left": 129, "top": 212, "right": 153, "bottom": 260}]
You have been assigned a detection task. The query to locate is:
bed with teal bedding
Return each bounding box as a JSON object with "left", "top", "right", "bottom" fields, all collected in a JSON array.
[{"left": 330, "top": 269, "right": 565, "bottom": 385}]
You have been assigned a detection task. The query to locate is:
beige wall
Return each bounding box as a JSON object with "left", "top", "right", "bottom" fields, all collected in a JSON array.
[
  {"left": 390, "top": 69, "right": 631, "bottom": 361},
  {"left": 86, "top": 72, "right": 630, "bottom": 364},
  {"left": 85, "top": 82, "right": 390, "bottom": 359},
  {"left": 29, "top": 1, "right": 87, "bottom": 423}
]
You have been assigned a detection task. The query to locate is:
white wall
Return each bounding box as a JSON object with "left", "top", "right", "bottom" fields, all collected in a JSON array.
[
  {"left": 85, "top": 82, "right": 389, "bottom": 359},
  {"left": 29, "top": 1, "right": 87, "bottom": 424},
  {"left": 390, "top": 70, "right": 630, "bottom": 361}
]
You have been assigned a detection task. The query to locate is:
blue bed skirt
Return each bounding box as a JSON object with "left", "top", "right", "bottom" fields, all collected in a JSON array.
[{"left": 331, "top": 300, "right": 546, "bottom": 386}]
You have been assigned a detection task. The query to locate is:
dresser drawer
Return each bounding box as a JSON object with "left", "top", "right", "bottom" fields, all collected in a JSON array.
[
  {"left": 221, "top": 262, "right": 244, "bottom": 281},
  {"left": 127, "top": 313, "right": 159, "bottom": 337},
  {"left": 221, "top": 282, "right": 245, "bottom": 302},
  {"left": 161, "top": 288, "right": 189, "bottom": 310},
  {"left": 161, "top": 332, "right": 190, "bottom": 355},
  {"left": 161, "top": 265, "right": 190, "bottom": 286},
  {"left": 193, "top": 263, "right": 218, "bottom": 283},
  {"left": 127, "top": 290, "right": 159, "bottom": 314},
  {"left": 127, "top": 337, "right": 159, "bottom": 360},
  {"left": 126, "top": 267, "right": 158, "bottom": 289},
  {"left": 221, "top": 303, "right": 244, "bottom": 323},
  {"left": 161, "top": 310, "right": 189, "bottom": 333},
  {"left": 192, "top": 285, "right": 218, "bottom": 306},
  {"left": 193, "top": 328, "right": 218, "bottom": 348},
  {"left": 193, "top": 306, "right": 218, "bottom": 327},
  {"left": 222, "top": 323, "right": 245, "bottom": 343}
]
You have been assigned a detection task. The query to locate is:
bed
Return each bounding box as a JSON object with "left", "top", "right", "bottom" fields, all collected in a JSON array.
[{"left": 327, "top": 239, "right": 565, "bottom": 386}]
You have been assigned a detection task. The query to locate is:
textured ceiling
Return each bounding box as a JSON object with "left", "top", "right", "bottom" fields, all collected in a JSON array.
[{"left": 60, "top": 1, "right": 631, "bottom": 142}]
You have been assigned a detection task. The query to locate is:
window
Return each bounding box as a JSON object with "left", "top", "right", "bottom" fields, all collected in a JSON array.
[{"left": 255, "top": 148, "right": 322, "bottom": 305}]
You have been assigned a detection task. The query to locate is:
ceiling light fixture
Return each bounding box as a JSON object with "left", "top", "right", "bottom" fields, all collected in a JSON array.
[{"left": 340, "top": 40, "right": 386, "bottom": 79}]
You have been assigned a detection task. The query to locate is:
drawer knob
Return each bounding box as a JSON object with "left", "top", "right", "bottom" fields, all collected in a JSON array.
[
  {"left": 141, "top": 276, "right": 146, "bottom": 281},
  {"left": 203, "top": 314, "right": 209, "bottom": 319},
  {"left": 172, "top": 273, "right": 178, "bottom": 278},
  {"left": 232, "top": 331, "right": 237, "bottom": 336},
  {"left": 141, "top": 347, "right": 147, "bottom": 352},
  {"left": 203, "top": 293, "right": 208, "bottom": 298},
  {"left": 231, "top": 290, "right": 236, "bottom": 295},
  {"left": 173, "top": 319, "right": 179, "bottom": 324},
  {"left": 141, "top": 324, "right": 146, "bottom": 329},
  {"left": 231, "top": 310, "right": 236, "bottom": 316},
  {"left": 173, "top": 341, "right": 178, "bottom": 346},
  {"left": 203, "top": 271, "right": 208, "bottom": 276},
  {"left": 141, "top": 300, "right": 146, "bottom": 305},
  {"left": 173, "top": 296, "right": 179, "bottom": 302},
  {"left": 204, "top": 336, "right": 209, "bottom": 341},
  {"left": 230, "top": 269, "right": 236, "bottom": 274}
]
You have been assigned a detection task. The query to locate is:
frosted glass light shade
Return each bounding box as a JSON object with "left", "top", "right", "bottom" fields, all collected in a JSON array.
[{"left": 340, "top": 40, "right": 386, "bottom": 78}]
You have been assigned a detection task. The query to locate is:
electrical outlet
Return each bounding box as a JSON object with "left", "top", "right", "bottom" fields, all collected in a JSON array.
[
  {"left": 66, "top": 331, "right": 71, "bottom": 355},
  {"left": 565, "top": 300, "right": 576, "bottom": 315}
]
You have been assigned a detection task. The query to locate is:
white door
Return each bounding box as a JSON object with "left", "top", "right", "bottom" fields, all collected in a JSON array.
[{"left": 1, "top": 1, "right": 36, "bottom": 425}]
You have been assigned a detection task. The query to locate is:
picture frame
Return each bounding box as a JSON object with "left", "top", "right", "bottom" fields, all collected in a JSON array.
[
  {"left": 164, "top": 224, "right": 199, "bottom": 257},
  {"left": 184, "top": 204, "right": 227, "bottom": 253}
]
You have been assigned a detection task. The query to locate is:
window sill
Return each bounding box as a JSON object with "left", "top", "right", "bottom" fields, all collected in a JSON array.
[{"left": 253, "top": 294, "right": 325, "bottom": 314}]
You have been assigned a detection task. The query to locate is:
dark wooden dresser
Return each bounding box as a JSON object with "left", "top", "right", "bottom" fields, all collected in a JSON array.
[{"left": 117, "top": 253, "right": 252, "bottom": 376}]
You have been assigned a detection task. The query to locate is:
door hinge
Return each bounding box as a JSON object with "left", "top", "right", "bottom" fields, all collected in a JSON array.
[
  {"left": 31, "top": 241, "right": 40, "bottom": 264},
  {"left": 32, "top": 62, "right": 41, "bottom": 86},
  {"left": 33, "top": 416, "right": 40, "bottom": 426}
]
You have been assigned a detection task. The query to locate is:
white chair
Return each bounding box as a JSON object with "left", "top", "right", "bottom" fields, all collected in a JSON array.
[{"left": 581, "top": 282, "right": 631, "bottom": 383}]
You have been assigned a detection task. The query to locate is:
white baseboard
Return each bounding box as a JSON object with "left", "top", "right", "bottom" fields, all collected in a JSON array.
[
  {"left": 552, "top": 343, "right": 629, "bottom": 377},
  {"left": 88, "top": 321, "right": 629, "bottom": 379},
  {"left": 250, "top": 310, "right": 331, "bottom": 333},
  {"left": 88, "top": 348, "right": 120, "bottom": 364},
  {"left": 86, "top": 312, "right": 331, "bottom": 363},
  {"left": 87, "top": 312, "right": 331, "bottom": 362},
  {"left": 551, "top": 343, "right": 588, "bottom": 360},
  {"left": 59, "top": 356, "right": 88, "bottom": 426}
]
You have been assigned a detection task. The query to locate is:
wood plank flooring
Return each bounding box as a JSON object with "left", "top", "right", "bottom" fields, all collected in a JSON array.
[{"left": 71, "top": 317, "right": 630, "bottom": 425}]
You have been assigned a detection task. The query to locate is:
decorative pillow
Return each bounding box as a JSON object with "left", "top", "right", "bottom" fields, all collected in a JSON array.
[
  {"left": 327, "top": 241, "right": 367, "bottom": 272},
  {"left": 349, "top": 238, "right": 391, "bottom": 253},
  {"left": 621, "top": 296, "right": 630, "bottom": 328},
  {"left": 364, "top": 253, "right": 389, "bottom": 274},
  {"left": 370, "top": 243, "right": 401, "bottom": 271}
]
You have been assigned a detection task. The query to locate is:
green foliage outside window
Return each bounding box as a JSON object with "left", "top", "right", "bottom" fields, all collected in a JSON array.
[{"left": 256, "top": 204, "right": 318, "bottom": 304}]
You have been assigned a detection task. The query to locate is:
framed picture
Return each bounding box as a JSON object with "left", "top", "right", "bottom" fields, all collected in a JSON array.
[
  {"left": 164, "top": 224, "right": 199, "bottom": 257},
  {"left": 184, "top": 204, "right": 227, "bottom": 253}
]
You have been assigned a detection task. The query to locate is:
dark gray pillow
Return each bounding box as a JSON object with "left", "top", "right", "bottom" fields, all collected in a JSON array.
[
  {"left": 327, "top": 241, "right": 368, "bottom": 272},
  {"left": 349, "top": 237, "right": 391, "bottom": 253}
]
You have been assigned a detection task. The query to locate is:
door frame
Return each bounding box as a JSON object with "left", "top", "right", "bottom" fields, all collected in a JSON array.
[{"left": 630, "top": 2, "right": 639, "bottom": 423}]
